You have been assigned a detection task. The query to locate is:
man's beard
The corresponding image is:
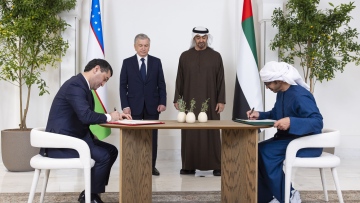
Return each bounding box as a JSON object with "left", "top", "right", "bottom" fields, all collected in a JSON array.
[{"left": 197, "top": 42, "right": 206, "bottom": 49}]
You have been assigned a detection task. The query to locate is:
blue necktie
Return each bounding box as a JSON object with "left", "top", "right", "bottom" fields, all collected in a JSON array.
[{"left": 140, "top": 58, "right": 146, "bottom": 81}]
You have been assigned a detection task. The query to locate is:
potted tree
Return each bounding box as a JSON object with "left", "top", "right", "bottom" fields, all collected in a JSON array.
[
  {"left": 176, "top": 96, "right": 187, "bottom": 123},
  {"left": 269, "top": 0, "right": 360, "bottom": 154},
  {"left": 0, "top": 0, "right": 76, "bottom": 171},
  {"left": 270, "top": 0, "right": 360, "bottom": 93},
  {"left": 185, "top": 98, "right": 196, "bottom": 123},
  {"left": 198, "top": 98, "right": 210, "bottom": 123}
]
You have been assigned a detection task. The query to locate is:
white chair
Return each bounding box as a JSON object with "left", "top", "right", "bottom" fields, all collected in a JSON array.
[
  {"left": 27, "top": 127, "right": 95, "bottom": 203},
  {"left": 284, "top": 128, "right": 344, "bottom": 203}
]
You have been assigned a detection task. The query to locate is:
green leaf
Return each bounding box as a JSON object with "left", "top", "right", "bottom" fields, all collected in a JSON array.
[
  {"left": 269, "top": 0, "right": 360, "bottom": 93},
  {"left": 0, "top": 0, "right": 76, "bottom": 129}
]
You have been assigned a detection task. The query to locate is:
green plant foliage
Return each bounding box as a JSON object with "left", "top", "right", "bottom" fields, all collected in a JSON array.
[
  {"left": 200, "top": 98, "right": 210, "bottom": 112},
  {"left": 0, "top": 0, "right": 76, "bottom": 129},
  {"left": 187, "top": 98, "right": 196, "bottom": 113},
  {"left": 177, "top": 95, "right": 186, "bottom": 112},
  {"left": 270, "top": 0, "right": 360, "bottom": 93}
]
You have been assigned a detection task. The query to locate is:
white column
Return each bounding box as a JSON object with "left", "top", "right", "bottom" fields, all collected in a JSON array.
[
  {"left": 257, "top": 0, "right": 284, "bottom": 140},
  {"left": 58, "top": 0, "right": 83, "bottom": 85}
]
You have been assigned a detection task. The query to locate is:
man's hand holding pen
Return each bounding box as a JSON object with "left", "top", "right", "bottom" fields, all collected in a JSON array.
[
  {"left": 246, "top": 108, "right": 259, "bottom": 120},
  {"left": 110, "top": 107, "right": 132, "bottom": 121}
]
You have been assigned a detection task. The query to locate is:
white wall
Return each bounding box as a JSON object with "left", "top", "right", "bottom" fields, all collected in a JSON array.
[
  {"left": 78, "top": 0, "right": 240, "bottom": 151},
  {"left": 1, "top": 0, "right": 359, "bottom": 163}
]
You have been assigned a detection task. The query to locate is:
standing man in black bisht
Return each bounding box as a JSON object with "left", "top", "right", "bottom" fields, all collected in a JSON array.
[{"left": 173, "top": 26, "right": 226, "bottom": 176}]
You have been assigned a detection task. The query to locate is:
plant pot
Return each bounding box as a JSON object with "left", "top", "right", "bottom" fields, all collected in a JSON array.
[
  {"left": 1, "top": 129, "right": 40, "bottom": 172},
  {"left": 185, "top": 112, "right": 196, "bottom": 123},
  {"left": 198, "top": 112, "right": 208, "bottom": 123},
  {"left": 177, "top": 112, "right": 186, "bottom": 123}
]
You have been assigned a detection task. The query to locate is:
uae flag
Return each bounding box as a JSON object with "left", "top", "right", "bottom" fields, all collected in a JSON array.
[
  {"left": 87, "top": 0, "right": 111, "bottom": 140},
  {"left": 232, "top": 0, "right": 263, "bottom": 119}
]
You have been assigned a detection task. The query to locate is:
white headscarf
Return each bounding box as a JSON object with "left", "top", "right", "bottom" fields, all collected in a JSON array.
[
  {"left": 260, "top": 61, "right": 310, "bottom": 91},
  {"left": 189, "top": 26, "right": 213, "bottom": 49}
]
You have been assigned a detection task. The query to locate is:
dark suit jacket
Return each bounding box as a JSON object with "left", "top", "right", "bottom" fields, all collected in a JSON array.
[
  {"left": 40, "top": 74, "right": 107, "bottom": 157},
  {"left": 119, "top": 54, "right": 166, "bottom": 115}
]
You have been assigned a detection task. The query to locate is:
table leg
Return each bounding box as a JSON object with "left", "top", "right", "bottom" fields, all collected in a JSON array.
[
  {"left": 119, "top": 129, "right": 152, "bottom": 203},
  {"left": 221, "top": 129, "right": 258, "bottom": 203}
]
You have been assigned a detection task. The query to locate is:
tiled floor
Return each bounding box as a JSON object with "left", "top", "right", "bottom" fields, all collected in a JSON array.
[{"left": 0, "top": 152, "right": 359, "bottom": 194}]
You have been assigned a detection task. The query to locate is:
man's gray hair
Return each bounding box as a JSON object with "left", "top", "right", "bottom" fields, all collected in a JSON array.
[{"left": 134, "top": 33, "right": 150, "bottom": 44}]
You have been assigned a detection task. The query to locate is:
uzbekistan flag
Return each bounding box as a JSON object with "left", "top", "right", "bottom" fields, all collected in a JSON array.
[
  {"left": 232, "top": 0, "right": 263, "bottom": 119},
  {"left": 87, "top": 0, "right": 111, "bottom": 140}
]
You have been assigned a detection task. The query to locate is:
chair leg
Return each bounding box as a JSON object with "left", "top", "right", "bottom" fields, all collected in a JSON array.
[
  {"left": 331, "top": 168, "right": 344, "bottom": 203},
  {"left": 320, "top": 168, "right": 329, "bottom": 201},
  {"left": 39, "top": 169, "right": 50, "bottom": 203},
  {"left": 27, "top": 169, "right": 41, "bottom": 203},
  {"left": 84, "top": 167, "right": 91, "bottom": 203},
  {"left": 284, "top": 165, "right": 292, "bottom": 203}
]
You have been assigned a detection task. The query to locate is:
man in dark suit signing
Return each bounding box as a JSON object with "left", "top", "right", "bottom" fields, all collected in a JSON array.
[
  {"left": 120, "top": 33, "right": 167, "bottom": 176},
  {"left": 41, "top": 59, "right": 131, "bottom": 203}
]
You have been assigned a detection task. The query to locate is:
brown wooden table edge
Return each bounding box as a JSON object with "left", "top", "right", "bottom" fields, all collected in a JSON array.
[{"left": 100, "top": 120, "right": 270, "bottom": 130}]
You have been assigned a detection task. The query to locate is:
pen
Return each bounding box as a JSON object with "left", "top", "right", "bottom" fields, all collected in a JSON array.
[{"left": 248, "top": 107, "right": 254, "bottom": 120}]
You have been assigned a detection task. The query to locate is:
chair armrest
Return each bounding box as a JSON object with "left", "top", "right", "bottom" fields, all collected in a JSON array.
[
  {"left": 285, "top": 129, "right": 340, "bottom": 163},
  {"left": 31, "top": 128, "right": 91, "bottom": 166}
]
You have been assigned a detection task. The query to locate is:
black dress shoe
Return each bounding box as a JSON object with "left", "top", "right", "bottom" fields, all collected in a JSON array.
[
  {"left": 180, "top": 169, "right": 196, "bottom": 175},
  {"left": 152, "top": 167, "right": 160, "bottom": 176},
  {"left": 78, "top": 190, "right": 85, "bottom": 202},
  {"left": 213, "top": 169, "right": 221, "bottom": 176},
  {"left": 91, "top": 193, "right": 104, "bottom": 203},
  {"left": 78, "top": 190, "right": 104, "bottom": 203}
]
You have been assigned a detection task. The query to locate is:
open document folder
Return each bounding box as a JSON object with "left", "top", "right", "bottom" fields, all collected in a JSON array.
[
  {"left": 233, "top": 119, "right": 276, "bottom": 126},
  {"left": 108, "top": 120, "right": 165, "bottom": 126}
]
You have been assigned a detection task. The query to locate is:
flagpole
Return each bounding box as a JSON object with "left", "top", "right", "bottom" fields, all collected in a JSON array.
[
  {"left": 257, "top": 0, "right": 283, "bottom": 140},
  {"left": 58, "top": 0, "right": 83, "bottom": 86}
]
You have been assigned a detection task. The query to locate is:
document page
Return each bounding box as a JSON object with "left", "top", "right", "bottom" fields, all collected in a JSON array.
[{"left": 108, "top": 120, "right": 165, "bottom": 125}]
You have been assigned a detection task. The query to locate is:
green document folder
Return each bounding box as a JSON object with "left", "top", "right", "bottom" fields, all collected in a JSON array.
[{"left": 233, "top": 119, "right": 276, "bottom": 126}]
